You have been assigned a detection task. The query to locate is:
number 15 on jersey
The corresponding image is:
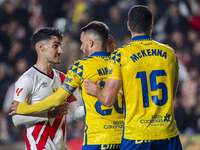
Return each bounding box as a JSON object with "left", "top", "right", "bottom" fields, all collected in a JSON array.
[{"left": 136, "top": 70, "right": 168, "bottom": 108}]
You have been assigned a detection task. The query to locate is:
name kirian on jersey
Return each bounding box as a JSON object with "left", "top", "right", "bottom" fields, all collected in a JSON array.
[
  {"left": 130, "top": 49, "right": 167, "bottom": 63},
  {"left": 97, "top": 67, "right": 108, "bottom": 76}
]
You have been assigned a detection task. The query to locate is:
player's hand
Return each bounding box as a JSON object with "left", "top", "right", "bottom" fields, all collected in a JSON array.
[
  {"left": 107, "top": 34, "right": 116, "bottom": 53},
  {"left": 84, "top": 79, "right": 101, "bottom": 96},
  {"left": 9, "top": 100, "right": 19, "bottom": 115},
  {"left": 48, "top": 102, "right": 69, "bottom": 118}
]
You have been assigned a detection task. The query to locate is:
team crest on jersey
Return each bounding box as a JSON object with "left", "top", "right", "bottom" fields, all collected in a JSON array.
[{"left": 53, "top": 88, "right": 58, "bottom": 93}]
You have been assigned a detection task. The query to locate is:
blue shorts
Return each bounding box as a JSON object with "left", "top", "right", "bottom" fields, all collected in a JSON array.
[
  {"left": 120, "top": 135, "right": 182, "bottom": 150},
  {"left": 82, "top": 144, "right": 121, "bottom": 150}
]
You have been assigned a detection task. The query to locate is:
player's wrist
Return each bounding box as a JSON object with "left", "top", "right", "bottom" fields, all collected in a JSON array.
[
  {"left": 17, "top": 102, "right": 28, "bottom": 114},
  {"left": 48, "top": 108, "right": 58, "bottom": 119}
]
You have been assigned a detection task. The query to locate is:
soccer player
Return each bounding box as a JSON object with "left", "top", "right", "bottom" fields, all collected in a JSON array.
[
  {"left": 84, "top": 5, "right": 182, "bottom": 150},
  {"left": 11, "top": 27, "right": 84, "bottom": 150},
  {"left": 10, "top": 21, "right": 124, "bottom": 150}
]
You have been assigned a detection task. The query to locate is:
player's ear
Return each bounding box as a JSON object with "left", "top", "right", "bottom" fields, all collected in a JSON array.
[
  {"left": 89, "top": 39, "right": 94, "bottom": 48},
  {"left": 127, "top": 21, "right": 131, "bottom": 31},
  {"left": 37, "top": 42, "right": 45, "bottom": 52},
  {"left": 150, "top": 21, "right": 153, "bottom": 31}
]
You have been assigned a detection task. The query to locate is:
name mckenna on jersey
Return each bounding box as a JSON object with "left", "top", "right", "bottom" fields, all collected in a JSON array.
[{"left": 130, "top": 49, "right": 167, "bottom": 63}]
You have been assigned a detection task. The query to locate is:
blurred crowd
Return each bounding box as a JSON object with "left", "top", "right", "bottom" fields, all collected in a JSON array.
[{"left": 0, "top": 0, "right": 200, "bottom": 145}]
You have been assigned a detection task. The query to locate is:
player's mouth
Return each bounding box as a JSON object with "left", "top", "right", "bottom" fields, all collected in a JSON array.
[{"left": 54, "top": 56, "right": 60, "bottom": 62}]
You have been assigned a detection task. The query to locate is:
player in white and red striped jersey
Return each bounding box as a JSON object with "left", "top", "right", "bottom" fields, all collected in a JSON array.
[{"left": 12, "top": 27, "right": 84, "bottom": 150}]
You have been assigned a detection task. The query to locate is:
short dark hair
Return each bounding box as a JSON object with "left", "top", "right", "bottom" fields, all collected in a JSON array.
[
  {"left": 128, "top": 5, "right": 152, "bottom": 34},
  {"left": 80, "top": 21, "right": 109, "bottom": 45},
  {"left": 31, "top": 27, "right": 63, "bottom": 47}
]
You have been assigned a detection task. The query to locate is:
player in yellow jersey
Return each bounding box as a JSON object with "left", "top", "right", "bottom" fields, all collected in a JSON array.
[
  {"left": 10, "top": 21, "right": 124, "bottom": 150},
  {"left": 84, "top": 5, "right": 182, "bottom": 150}
]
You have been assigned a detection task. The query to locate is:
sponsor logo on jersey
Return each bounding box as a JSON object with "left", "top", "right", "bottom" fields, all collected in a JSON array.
[
  {"left": 108, "top": 69, "right": 113, "bottom": 75},
  {"left": 53, "top": 88, "right": 58, "bottom": 93},
  {"left": 104, "top": 120, "right": 123, "bottom": 130},
  {"left": 101, "top": 144, "right": 121, "bottom": 149},
  {"left": 64, "top": 76, "right": 73, "bottom": 83},
  {"left": 16, "top": 88, "right": 23, "bottom": 96},
  {"left": 41, "top": 82, "right": 48, "bottom": 87},
  {"left": 140, "top": 114, "right": 171, "bottom": 126}
]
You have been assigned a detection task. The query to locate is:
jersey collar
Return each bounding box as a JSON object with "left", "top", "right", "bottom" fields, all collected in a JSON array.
[
  {"left": 33, "top": 65, "right": 54, "bottom": 79},
  {"left": 90, "top": 51, "right": 110, "bottom": 57},
  {"left": 131, "top": 35, "right": 151, "bottom": 42}
]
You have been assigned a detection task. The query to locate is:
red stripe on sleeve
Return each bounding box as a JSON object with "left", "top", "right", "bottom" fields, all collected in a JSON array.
[{"left": 59, "top": 72, "right": 65, "bottom": 84}]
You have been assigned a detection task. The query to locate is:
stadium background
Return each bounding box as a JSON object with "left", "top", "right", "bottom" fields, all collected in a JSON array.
[{"left": 0, "top": 0, "right": 200, "bottom": 149}]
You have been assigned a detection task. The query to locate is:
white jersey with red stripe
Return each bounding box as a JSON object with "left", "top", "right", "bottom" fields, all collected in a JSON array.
[{"left": 13, "top": 66, "right": 76, "bottom": 150}]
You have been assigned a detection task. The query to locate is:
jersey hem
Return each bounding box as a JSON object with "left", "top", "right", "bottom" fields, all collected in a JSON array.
[{"left": 123, "top": 132, "right": 179, "bottom": 141}]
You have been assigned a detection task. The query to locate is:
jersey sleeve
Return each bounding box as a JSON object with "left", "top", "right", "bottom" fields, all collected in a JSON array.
[
  {"left": 14, "top": 74, "right": 33, "bottom": 102},
  {"left": 12, "top": 111, "right": 49, "bottom": 127},
  {"left": 60, "top": 71, "right": 78, "bottom": 103},
  {"left": 61, "top": 60, "right": 83, "bottom": 93},
  {"left": 107, "top": 50, "right": 122, "bottom": 80},
  {"left": 12, "top": 75, "right": 50, "bottom": 125}
]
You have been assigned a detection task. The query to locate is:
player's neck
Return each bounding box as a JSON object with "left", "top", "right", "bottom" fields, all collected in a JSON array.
[
  {"left": 35, "top": 61, "right": 53, "bottom": 74},
  {"left": 131, "top": 32, "right": 150, "bottom": 38}
]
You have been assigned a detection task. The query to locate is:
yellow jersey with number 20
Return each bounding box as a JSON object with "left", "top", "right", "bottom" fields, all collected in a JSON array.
[
  {"left": 108, "top": 35, "right": 179, "bottom": 140},
  {"left": 61, "top": 52, "right": 124, "bottom": 145}
]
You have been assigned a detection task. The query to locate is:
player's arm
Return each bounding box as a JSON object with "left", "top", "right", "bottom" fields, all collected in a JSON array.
[
  {"left": 173, "top": 57, "right": 179, "bottom": 99},
  {"left": 10, "top": 61, "right": 83, "bottom": 115},
  {"left": 85, "top": 79, "right": 121, "bottom": 107},
  {"left": 12, "top": 90, "right": 48, "bottom": 126},
  {"left": 12, "top": 111, "right": 48, "bottom": 126},
  {"left": 12, "top": 102, "right": 68, "bottom": 126},
  {"left": 11, "top": 87, "right": 71, "bottom": 115},
  {"left": 69, "top": 101, "right": 84, "bottom": 121},
  {"left": 85, "top": 48, "right": 122, "bottom": 107},
  {"left": 62, "top": 93, "right": 85, "bottom": 121},
  {"left": 11, "top": 75, "right": 51, "bottom": 124}
]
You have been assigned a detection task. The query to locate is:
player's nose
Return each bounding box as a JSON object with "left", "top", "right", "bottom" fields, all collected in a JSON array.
[{"left": 58, "top": 47, "right": 63, "bottom": 54}]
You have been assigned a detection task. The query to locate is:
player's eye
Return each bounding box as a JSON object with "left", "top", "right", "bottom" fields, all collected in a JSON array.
[{"left": 53, "top": 44, "right": 59, "bottom": 49}]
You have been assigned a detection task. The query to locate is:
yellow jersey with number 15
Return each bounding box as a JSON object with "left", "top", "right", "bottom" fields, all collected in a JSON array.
[
  {"left": 61, "top": 52, "right": 124, "bottom": 145},
  {"left": 108, "top": 35, "right": 179, "bottom": 140}
]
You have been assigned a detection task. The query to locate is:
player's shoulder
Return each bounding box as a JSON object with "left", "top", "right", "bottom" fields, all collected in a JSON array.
[
  {"left": 111, "top": 46, "right": 124, "bottom": 57},
  {"left": 53, "top": 68, "right": 65, "bottom": 76},
  {"left": 15, "top": 67, "right": 35, "bottom": 84},
  {"left": 52, "top": 68, "right": 66, "bottom": 82},
  {"left": 70, "top": 59, "right": 86, "bottom": 68},
  {"left": 118, "top": 43, "right": 132, "bottom": 51},
  {"left": 67, "top": 59, "right": 84, "bottom": 74},
  {"left": 154, "top": 40, "right": 175, "bottom": 53},
  {"left": 18, "top": 67, "right": 35, "bottom": 79}
]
